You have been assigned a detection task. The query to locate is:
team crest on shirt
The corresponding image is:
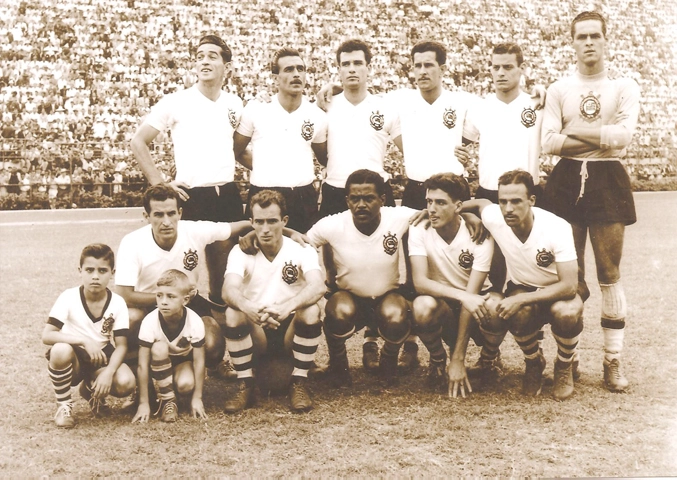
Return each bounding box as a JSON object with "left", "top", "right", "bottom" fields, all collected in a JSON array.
[
  {"left": 183, "top": 249, "right": 199, "bottom": 271},
  {"left": 383, "top": 232, "right": 398, "bottom": 256},
  {"left": 458, "top": 249, "right": 474, "bottom": 269},
  {"left": 369, "top": 111, "right": 384, "bottom": 131},
  {"left": 100, "top": 314, "right": 115, "bottom": 335},
  {"left": 442, "top": 108, "right": 456, "bottom": 129},
  {"left": 228, "top": 108, "right": 238, "bottom": 129},
  {"left": 301, "top": 120, "right": 314, "bottom": 141},
  {"left": 521, "top": 107, "right": 537, "bottom": 128},
  {"left": 536, "top": 248, "right": 555, "bottom": 268},
  {"left": 579, "top": 91, "right": 601, "bottom": 120},
  {"left": 282, "top": 261, "right": 299, "bottom": 285}
]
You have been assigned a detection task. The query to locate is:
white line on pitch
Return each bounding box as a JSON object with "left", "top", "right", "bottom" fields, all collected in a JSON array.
[{"left": 0, "top": 219, "right": 143, "bottom": 227}]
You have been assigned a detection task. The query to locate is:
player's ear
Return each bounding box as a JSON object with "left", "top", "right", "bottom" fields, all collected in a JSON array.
[
  {"left": 177, "top": 207, "right": 183, "bottom": 219},
  {"left": 143, "top": 211, "right": 149, "bottom": 222},
  {"left": 528, "top": 194, "right": 536, "bottom": 206},
  {"left": 282, "top": 215, "right": 289, "bottom": 226}
]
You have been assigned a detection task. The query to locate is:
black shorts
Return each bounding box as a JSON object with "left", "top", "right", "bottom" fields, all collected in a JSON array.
[
  {"left": 402, "top": 179, "right": 427, "bottom": 210},
  {"left": 187, "top": 294, "right": 213, "bottom": 318},
  {"left": 180, "top": 182, "right": 245, "bottom": 222},
  {"left": 476, "top": 184, "right": 543, "bottom": 206},
  {"left": 45, "top": 343, "right": 116, "bottom": 385},
  {"left": 327, "top": 287, "right": 413, "bottom": 333},
  {"left": 542, "top": 159, "right": 636, "bottom": 226},
  {"left": 319, "top": 181, "right": 396, "bottom": 219},
  {"left": 436, "top": 298, "right": 485, "bottom": 348},
  {"left": 263, "top": 314, "right": 294, "bottom": 357},
  {"left": 247, "top": 183, "right": 318, "bottom": 233},
  {"left": 170, "top": 350, "right": 193, "bottom": 368}
]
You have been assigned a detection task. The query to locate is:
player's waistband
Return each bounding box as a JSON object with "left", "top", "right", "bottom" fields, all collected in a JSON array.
[
  {"left": 184, "top": 182, "right": 238, "bottom": 195},
  {"left": 250, "top": 182, "right": 314, "bottom": 192},
  {"left": 561, "top": 157, "right": 621, "bottom": 162},
  {"left": 560, "top": 158, "right": 621, "bottom": 203}
]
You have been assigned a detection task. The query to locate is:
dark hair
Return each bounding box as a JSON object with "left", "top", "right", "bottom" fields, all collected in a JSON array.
[
  {"left": 250, "top": 189, "right": 288, "bottom": 218},
  {"left": 411, "top": 41, "right": 446, "bottom": 66},
  {"left": 491, "top": 43, "right": 524, "bottom": 67},
  {"left": 345, "top": 169, "right": 386, "bottom": 196},
  {"left": 197, "top": 35, "right": 232, "bottom": 62},
  {"left": 156, "top": 269, "right": 192, "bottom": 294},
  {"left": 271, "top": 47, "right": 303, "bottom": 74},
  {"left": 143, "top": 184, "right": 181, "bottom": 213},
  {"left": 336, "top": 39, "right": 372, "bottom": 65},
  {"left": 498, "top": 169, "right": 535, "bottom": 197},
  {"left": 424, "top": 173, "right": 470, "bottom": 202},
  {"left": 571, "top": 11, "right": 607, "bottom": 39},
  {"left": 80, "top": 243, "right": 115, "bottom": 269}
]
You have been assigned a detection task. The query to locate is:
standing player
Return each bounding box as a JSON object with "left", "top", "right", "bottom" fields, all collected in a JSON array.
[
  {"left": 233, "top": 47, "right": 328, "bottom": 233},
  {"left": 541, "top": 12, "right": 640, "bottom": 391},
  {"left": 306, "top": 169, "right": 423, "bottom": 387},
  {"left": 43, "top": 244, "right": 136, "bottom": 428},
  {"left": 409, "top": 173, "right": 500, "bottom": 397},
  {"left": 462, "top": 170, "right": 584, "bottom": 400},
  {"left": 132, "top": 270, "right": 210, "bottom": 423},
  {"left": 222, "top": 190, "right": 325, "bottom": 413},
  {"left": 115, "top": 184, "right": 253, "bottom": 370},
  {"left": 131, "top": 35, "right": 245, "bottom": 308}
]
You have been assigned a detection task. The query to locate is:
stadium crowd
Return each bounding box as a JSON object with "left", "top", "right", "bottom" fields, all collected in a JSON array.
[{"left": 0, "top": 0, "right": 675, "bottom": 202}]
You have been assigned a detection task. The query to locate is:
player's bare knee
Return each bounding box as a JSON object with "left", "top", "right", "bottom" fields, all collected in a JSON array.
[
  {"left": 225, "top": 308, "right": 248, "bottom": 328},
  {"left": 550, "top": 300, "right": 584, "bottom": 334},
  {"left": 128, "top": 308, "right": 146, "bottom": 331},
  {"left": 326, "top": 291, "right": 356, "bottom": 323},
  {"left": 112, "top": 367, "right": 137, "bottom": 397},
  {"left": 412, "top": 295, "right": 438, "bottom": 328},
  {"left": 49, "top": 343, "right": 75, "bottom": 368},
  {"left": 295, "top": 304, "right": 321, "bottom": 326},
  {"left": 150, "top": 340, "right": 169, "bottom": 360},
  {"left": 175, "top": 375, "right": 195, "bottom": 396},
  {"left": 508, "top": 306, "right": 536, "bottom": 336}
]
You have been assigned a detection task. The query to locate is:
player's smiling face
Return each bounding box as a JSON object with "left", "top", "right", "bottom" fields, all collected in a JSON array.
[
  {"left": 251, "top": 203, "right": 288, "bottom": 248},
  {"left": 498, "top": 183, "right": 535, "bottom": 228},
  {"left": 145, "top": 198, "right": 181, "bottom": 247},
  {"left": 79, "top": 257, "right": 114, "bottom": 295},
  {"left": 156, "top": 285, "right": 189, "bottom": 319},
  {"left": 491, "top": 53, "right": 523, "bottom": 94},
  {"left": 413, "top": 51, "right": 444, "bottom": 93},
  {"left": 426, "top": 188, "right": 461, "bottom": 230},
  {"left": 572, "top": 19, "right": 605, "bottom": 71},
  {"left": 338, "top": 50, "right": 369, "bottom": 90},
  {"left": 195, "top": 43, "right": 228, "bottom": 84},
  {"left": 276, "top": 56, "right": 306, "bottom": 95},
  {"left": 346, "top": 183, "right": 384, "bottom": 231}
]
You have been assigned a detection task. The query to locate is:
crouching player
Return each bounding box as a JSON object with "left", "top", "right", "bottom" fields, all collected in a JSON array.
[
  {"left": 132, "top": 269, "right": 209, "bottom": 423},
  {"left": 223, "top": 190, "right": 325, "bottom": 413},
  {"left": 463, "top": 170, "right": 584, "bottom": 400},
  {"left": 43, "top": 244, "right": 135, "bottom": 428},
  {"left": 409, "top": 173, "right": 501, "bottom": 398}
]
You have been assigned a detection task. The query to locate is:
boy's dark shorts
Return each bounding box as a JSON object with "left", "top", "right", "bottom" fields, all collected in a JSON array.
[{"left": 45, "top": 343, "right": 116, "bottom": 384}]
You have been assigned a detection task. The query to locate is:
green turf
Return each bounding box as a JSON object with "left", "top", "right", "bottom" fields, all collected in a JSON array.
[{"left": 0, "top": 193, "right": 676, "bottom": 476}]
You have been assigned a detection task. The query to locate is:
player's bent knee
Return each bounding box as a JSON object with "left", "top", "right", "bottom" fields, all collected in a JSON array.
[
  {"left": 412, "top": 295, "right": 438, "bottom": 327},
  {"left": 49, "top": 343, "right": 75, "bottom": 367},
  {"left": 225, "top": 308, "right": 248, "bottom": 328},
  {"left": 112, "top": 366, "right": 137, "bottom": 397},
  {"left": 175, "top": 375, "right": 195, "bottom": 396},
  {"left": 128, "top": 308, "right": 147, "bottom": 331},
  {"left": 508, "top": 305, "right": 537, "bottom": 335},
  {"left": 295, "top": 304, "right": 321, "bottom": 325},
  {"left": 325, "top": 291, "right": 357, "bottom": 322},
  {"left": 150, "top": 341, "right": 170, "bottom": 360},
  {"left": 550, "top": 299, "right": 584, "bottom": 334}
]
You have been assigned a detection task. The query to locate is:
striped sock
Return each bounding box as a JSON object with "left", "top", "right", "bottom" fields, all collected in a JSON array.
[
  {"left": 291, "top": 322, "right": 322, "bottom": 378},
  {"left": 553, "top": 332, "right": 580, "bottom": 363},
  {"left": 363, "top": 327, "right": 379, "bottom": 345},
  {"left": 49, "top": 364, "right": 73, "bottom": 404},
  {"left": 417, "top": 324, "right": 447, "bottom": 364},
  {"left": 225, "top": 325, "right": 254, "bottom": 379},
  {"left": 514, "top": 330, "right": 541, "bottom": 359},
  {"left": 479, "top": 326, "right": 507, "bottom": 362},
  {"left": 150, "top": 358, "right": 175, "bottom": 402},
  {"left": 381, "top": 339, "right": 402, "bottom": 359}
]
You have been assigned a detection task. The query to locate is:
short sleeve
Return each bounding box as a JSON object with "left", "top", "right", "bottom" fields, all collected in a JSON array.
[
  {"left": 463, "top": 103, "right": 480, "bottom": 142},
  {"left": 312, "top": 108, "right": 328, "bottom": 143},
  {"left": 47, "top": 290, "right": 70, "bottom": 328},
  {"left": 552, "top": 219, "right": 577, "bottom": 263},
  {"left": 299, "top": 245, "right": 321, "bottom": 273},
  {"left": 111, "top": 294, "right": 130, "bottom": 333},
  {"left": 188, "top": 309, "right": 206, "bottom": 346},
  {"left": 305, "top": 216, "right": 332, "bottom": 248},
  {"left": 472, "top": 237, "right": 494, "bottom": 273},
  {"left": 236, "top": 101, "right": 256, "bottom": 137},
  {"left": 407, "top": 225, "right": 427, "bottom": 257},
  {"left": 137, "top": 312, "right": 157, "bottom": 348},
  {"left": 115, "top": 234, "right": 140, "bottom": 288},
  {"left": 144, "top": 95, "right": 173, "bottom": 132},
  {"left": 225, "top": 246, "right": 247, "bottom": 278}
]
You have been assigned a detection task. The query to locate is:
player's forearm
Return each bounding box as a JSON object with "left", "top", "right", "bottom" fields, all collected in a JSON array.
[
  {"left": 119, "top": 289, "right": 157, "bottom": 309},
  {"left": 562, "top": 126, "right": 601, "bottom": 148},
  {"left": 106, "top": 337, "right": 128, "bottom": 373},
  {"left": 559, "top": 137, "right": 599, "bottom": 156},
  {"left": 236, "top": 147, "right": 253, "bottom": 170},
  {"left": 450, "top": 310, "right": 472, "bottom": 362},
  {"left": 192, "top": 347, "right": 206, "bottom": 401},
  {"left": 413, "top": 276, "right": 466, "bottom": 304},
  {"left": 285, "top": 282, "right": 325, "bottom": 312},
  {"left": 223, "top": 289, "right": 252, "bottom": 314},
  {"left": 520, "top": 281, "right": 577, "bottom": 305},
  {"left": 136, "top": 351, "right": 151, "bottom": 404},
  {"left": 42, "top": 330, "right": 92, "bottom": 348},
  {"left": 130, "top": 137, "right": 164, "bottom": 185},
  {"left": 459, "top": 199, "right": 491, "bottom": 216}
]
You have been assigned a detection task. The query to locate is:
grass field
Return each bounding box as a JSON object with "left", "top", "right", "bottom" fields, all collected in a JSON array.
[{"left": 1, "top": 193, "right": 676, "bottom": 476}]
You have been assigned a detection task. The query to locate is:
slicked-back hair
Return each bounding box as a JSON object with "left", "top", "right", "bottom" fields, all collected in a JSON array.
[
  {"left": 492, "top": 43, "right": 524, "bottom": 67},
  {"left": 156, "top": 268, "right": 192, "bottom": 294},
  {"left": 198, "top": 34, "right": 232, "bottom": 63},
  {"left": 143, "top": 184, "right": 181, "bottom": 213},
  {"left": 250, "top": 189, "right": 288, "bottom": 218},
  {"left": 411, "top": 40, "right": 447, "bottom": 66},
  {"left": 424, "top": 173, "right": 471, "bottom": 202},
  {"left": 571, "top": 11, "right": 607, "bottom": 39},
  {"left": 80, "top": 243, "right": 115, "bottom": 269},
  {"left": 498, "top": 169, "right": 535, "bottom": 197},
  {"left": 336, "top": 39, "right": 372, "bottom": 65},
  {"left": 271, "top": 47, "right": 303, "bottom": 74},
  {"left": 345, "top": 169, "right": 386, "bottom": 196}
]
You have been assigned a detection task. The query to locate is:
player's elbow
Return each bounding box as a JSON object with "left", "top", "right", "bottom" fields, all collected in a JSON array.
[{"left": 601, "top": 126, "right": 633, "bottom": 149}]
